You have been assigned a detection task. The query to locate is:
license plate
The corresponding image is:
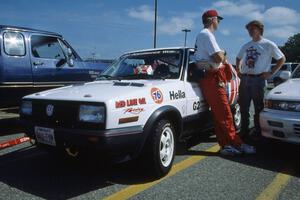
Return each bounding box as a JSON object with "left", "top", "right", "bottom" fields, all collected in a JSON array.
[{"left": 35, "top": 126, "right": 56, "bottom": 146}]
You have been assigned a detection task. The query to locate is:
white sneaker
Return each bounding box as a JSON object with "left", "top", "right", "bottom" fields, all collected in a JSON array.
[
  {"left": 220, "top": 145, "right": 242, "bottom": 156},
  {"left": 240, "top": 143, "right": 256, "bottom": 154}
]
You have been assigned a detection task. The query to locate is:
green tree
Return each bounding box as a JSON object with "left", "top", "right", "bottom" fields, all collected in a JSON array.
[{"left": 280, "top": 33, "right": 300, "bottom": 62}]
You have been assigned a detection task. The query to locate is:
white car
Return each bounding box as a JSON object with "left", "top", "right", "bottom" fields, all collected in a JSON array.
[
  {"left": 260, "top": 64, "right": 300, "bottom": 144},
  {"left": 20, "top": 47, "right": 241, "bottom": 177}
]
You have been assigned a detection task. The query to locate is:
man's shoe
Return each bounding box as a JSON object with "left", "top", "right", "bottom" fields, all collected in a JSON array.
[
  {"left": 240, "top": 143, "right": 256, "bottom": 154},
  {"left": 220, "top": 145, "right": 242, "bottom": 156}
]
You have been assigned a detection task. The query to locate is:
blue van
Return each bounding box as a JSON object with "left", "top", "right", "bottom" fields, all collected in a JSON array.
[{"left": 0, "top": 25, "right": 109, "bottom": 106}]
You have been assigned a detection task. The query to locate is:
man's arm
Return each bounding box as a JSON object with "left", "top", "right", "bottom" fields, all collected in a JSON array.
[
  {"left": 236, "top": 57, "right": 242, "bottom": 77},
  {"left": 261, "top": 56, "right": 286, "bottom": 79},
  {"left": 212, "top": 51, "right": 225, "bottom": 64}
]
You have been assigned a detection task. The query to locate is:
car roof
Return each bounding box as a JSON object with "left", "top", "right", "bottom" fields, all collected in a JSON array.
[{"left": 0, "top": 24, "right": 61, "bottom": 37}]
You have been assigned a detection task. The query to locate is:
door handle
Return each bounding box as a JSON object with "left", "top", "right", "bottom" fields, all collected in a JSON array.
[{"left": 33, "top": 61, "right": 44, "bottom": 66}]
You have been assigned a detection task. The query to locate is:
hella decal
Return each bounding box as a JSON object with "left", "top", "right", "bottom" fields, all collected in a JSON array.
[
  {"left": 124, "top": 107, "right": 145, "bottom": 115},
  {"left": 151, "top": 87, "right": 163, "bottom": 104},
  {"left": 169, "top": 90, "right": 185, "bottom": 100},
  {"left": 115, "top": 98, "right": 146, "bottom": 108}
]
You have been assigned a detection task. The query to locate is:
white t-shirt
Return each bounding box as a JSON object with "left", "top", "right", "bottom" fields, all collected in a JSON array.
[
  {"left": 237, "top": 38, "right": 284, "bottom": 74},
  {"left": 194, "top": 28, "right": 222, "bottom": 64}
]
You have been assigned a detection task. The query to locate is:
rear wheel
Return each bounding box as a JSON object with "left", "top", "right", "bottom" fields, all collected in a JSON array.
[
  {"left": 232, "top": 103, "right": 241, "bottom": 133},
  {"left": 144, "top": 119, "right": 176, "bottom": 177}
]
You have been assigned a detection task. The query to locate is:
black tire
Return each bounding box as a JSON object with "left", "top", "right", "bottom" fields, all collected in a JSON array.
[
  {"left": 143, "top": 119, "right": 176, "bottom": 178},
  {"left": 231, "top": 103, "right": 241, "bottom": 133}
]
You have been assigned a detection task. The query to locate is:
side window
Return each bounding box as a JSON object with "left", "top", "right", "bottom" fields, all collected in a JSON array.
[
  {"left": 3, "top": 31, "right": 26, "bottom": 56},
  {"left": 31, "top": 35, "right": 65, "bottom": 60}
]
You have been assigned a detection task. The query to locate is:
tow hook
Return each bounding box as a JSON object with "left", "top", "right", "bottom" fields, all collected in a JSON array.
[{"left": 65, "top": 146, "right": 79, "bottom": 157}]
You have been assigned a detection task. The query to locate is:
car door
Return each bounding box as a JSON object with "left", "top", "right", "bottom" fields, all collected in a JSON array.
[
  {"left": 184, "top": 49, "right": 208, "bottom": 116},
  {"left": 30, "top": 34, "right": 85, "bottom": 86}
]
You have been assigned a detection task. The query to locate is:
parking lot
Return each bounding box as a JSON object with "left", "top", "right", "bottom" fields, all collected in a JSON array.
[{"left": 1, "top": 106, "right": 300, "bottom": 200}]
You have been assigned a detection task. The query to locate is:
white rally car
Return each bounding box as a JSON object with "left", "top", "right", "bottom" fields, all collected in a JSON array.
[
  {"left": 260, "top": 64, "right": 300, "bottom": 144},
  {"left": 20, "top": 47, "right": 240, "bottom": 177}
]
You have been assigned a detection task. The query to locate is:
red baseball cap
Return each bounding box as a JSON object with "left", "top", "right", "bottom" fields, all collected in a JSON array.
[{"left": 202, "top": 9, "right": 223, "bottom": 20}]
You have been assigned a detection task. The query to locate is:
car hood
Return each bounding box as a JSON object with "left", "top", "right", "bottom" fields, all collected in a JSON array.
[
  {"left": 23, "top": 80, "right": 175, "bottom": 102},
  {"left": 267, "top": 78, "right": 300, "bottom": 101}
]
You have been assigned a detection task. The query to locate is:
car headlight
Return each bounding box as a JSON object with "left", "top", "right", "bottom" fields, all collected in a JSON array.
[
  {"left": 79, "top": 105, "right": 104, "bottom": 123},
  {"left": 21, "top": 100, "right": 32, "bottom": 115},
  {"left": 264, "top": 99, "right": 271, "bottom": 108},
  {"left": 267, "top": 100, "right": 300, "bottom": 112}
]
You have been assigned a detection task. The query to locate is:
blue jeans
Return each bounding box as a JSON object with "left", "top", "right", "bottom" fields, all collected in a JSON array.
[{"left": 239, "top": 75, "right": 266, "bottom": 135}]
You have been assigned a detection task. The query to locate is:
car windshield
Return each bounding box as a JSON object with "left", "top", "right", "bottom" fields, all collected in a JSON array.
[
  {"left": 292, "top": 65, "right": 300, "bottom": 78},
  {"left": 97, "top": 49, "right": 183, "bottom": 80}
]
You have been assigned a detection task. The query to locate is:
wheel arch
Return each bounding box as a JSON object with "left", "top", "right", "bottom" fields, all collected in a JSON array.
[{"left": 135, "top": 105, "right": 182, "bottom": 157}]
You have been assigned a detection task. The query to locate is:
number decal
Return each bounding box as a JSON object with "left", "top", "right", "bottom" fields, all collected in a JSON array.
[{"left": 151, "top": 87, "right": 163, "bottom": 104}]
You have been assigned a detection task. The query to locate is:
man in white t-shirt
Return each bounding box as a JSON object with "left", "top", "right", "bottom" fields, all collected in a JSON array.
[
  {"left": 236, "top": 20, "right": 285, "bottom": 139},
  {"left": 194, "top": 9, "right": 256, "bottom": 156}
]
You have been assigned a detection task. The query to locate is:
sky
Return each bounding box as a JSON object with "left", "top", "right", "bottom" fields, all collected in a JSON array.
[{"left": 1, "top": 0, "right": 300, "bottom": 63}]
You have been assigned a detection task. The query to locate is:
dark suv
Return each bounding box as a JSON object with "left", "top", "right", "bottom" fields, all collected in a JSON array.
[{"left": 0, "top": 25, "right": 109, "bottom": 106}]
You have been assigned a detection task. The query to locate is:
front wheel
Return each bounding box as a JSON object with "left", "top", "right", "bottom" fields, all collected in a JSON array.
[{"left": 144, "top": 119, "right": 176, "bottom": 177}]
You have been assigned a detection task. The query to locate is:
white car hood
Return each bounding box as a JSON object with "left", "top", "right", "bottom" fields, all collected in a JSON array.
[
  {"left": 267, "top": 78, "right": 300, "bottom": 101},
  {"left": 24, "top": 80, "right": 174, "bottom": 102}
]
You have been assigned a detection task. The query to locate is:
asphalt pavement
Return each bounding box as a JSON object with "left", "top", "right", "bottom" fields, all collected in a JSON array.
[{"left": 1, "top": 102, "right": 300, "bottom": 200}]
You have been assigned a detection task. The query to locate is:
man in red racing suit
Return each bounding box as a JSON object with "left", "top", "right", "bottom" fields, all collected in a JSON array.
[{"left": 194, "top": 9, "right": 256, "bottom": 155}]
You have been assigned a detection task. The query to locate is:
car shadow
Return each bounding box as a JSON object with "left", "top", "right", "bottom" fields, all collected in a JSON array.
[{"left": 0, "top": 145, "right": 164, "bottom": 199}]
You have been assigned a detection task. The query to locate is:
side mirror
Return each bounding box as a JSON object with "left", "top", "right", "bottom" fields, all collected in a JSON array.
[
  {"left": 68, "top": 58, "right": 74, "bottom": 67},
  {"left": 279, "top": 71, "right": 291, "bottom": 80},
  {"left": 56, "top": 58, "right": 67, "bottom": 67},
  {"left": 67, "top": 48, "right": 73, "bottom": 57},
  {"left": 66, "top": 48, "right": 74, "bottom": 67}
]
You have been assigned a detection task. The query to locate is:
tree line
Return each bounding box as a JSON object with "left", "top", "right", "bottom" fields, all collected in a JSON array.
[{"left": 280, "top": 33, "right": 300, "bottom": 62}]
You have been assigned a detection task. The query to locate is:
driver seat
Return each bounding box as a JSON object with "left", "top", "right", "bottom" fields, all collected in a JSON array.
[{"left": 154, "top": 64, "right": 170, "bottom": 77}]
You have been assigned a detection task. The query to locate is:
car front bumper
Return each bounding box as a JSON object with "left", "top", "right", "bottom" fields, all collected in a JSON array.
[
  {"left": 21, "top": 120, "right": 144, "bottom": 157},
  {"left": 260, "top": 109, "right": 300, "bottom": 144}
]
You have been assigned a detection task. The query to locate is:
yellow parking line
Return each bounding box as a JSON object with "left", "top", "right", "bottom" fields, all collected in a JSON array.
[
  {"left": 256, "top": 172, "right": 291, "bottom": 200},
  {"left": 103, "top": 145, "right": 219, "bottom": 200}
]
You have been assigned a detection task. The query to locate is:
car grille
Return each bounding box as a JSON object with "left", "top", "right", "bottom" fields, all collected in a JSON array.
[
  {"left": 30, "top": 100, "right": 105, "bottom": 130},
  {"left": 294, "top": 124, "right": 300, "bottom": 135}
]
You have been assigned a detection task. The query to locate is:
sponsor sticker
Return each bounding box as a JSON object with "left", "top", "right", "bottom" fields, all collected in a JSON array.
[
  {"left": 115, "top": 98, "right": 146, "bottom": 108},
  {"left": 169, "top": 90, "right": 185, "bottom": 100},
  {"left": 151, "top": 87, "right": 163, "bottom": 104},
  {"left": 124, "top": 107, "right": 145, "bottom": 115}
]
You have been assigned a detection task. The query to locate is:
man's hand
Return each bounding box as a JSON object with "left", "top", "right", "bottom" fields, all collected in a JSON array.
[
  {"left": 260, "top": 71, "right": 273, "bottom": 80},
  {"left": 237, "top": 71, "right": 242, "bottom": 78}
]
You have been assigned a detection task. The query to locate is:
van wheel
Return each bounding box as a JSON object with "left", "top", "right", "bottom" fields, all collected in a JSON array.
[
  {"left": 144, "top": 119, "right": 176, "bottom": 177},
  {"left": 232, "top": 103, "right": 241, "bottom": 133}
]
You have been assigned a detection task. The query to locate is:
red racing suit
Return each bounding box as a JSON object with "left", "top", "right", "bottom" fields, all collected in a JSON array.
[{"left": 199, "top": 63, "right": 242, "bottom": 148}]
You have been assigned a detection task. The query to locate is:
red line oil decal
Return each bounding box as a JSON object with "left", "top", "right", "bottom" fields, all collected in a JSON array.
[
  {"left": 115, "top": 98, "right": 146, "bottom": 108},
  {"left": 151, "top": 87, "right": 163, "bottom": 104}
]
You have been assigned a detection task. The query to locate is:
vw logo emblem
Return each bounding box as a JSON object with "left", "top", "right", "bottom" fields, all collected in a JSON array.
[{"left": 46, "top": 104, "right": 54, "bottom": 116}]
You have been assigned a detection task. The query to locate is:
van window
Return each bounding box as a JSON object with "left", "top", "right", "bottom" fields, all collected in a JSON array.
[
  {"left": 31, "top": 35, "right": 65, "bottom": 60},
  {"left": 3, "top": 32, "right": 26, "bottom": 56}
]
